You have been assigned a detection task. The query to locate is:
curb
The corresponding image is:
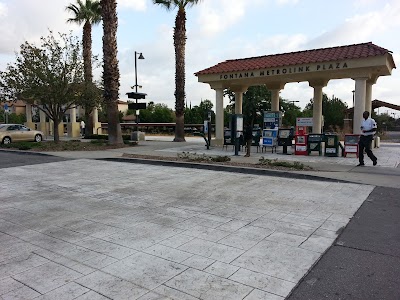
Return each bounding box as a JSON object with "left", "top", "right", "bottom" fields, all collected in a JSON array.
[
  {"left": 0, "top": 149, "right": 56, "bottom": 157},
  {"left": 99, "top": 157, "right": 353, "bottom": 184}
]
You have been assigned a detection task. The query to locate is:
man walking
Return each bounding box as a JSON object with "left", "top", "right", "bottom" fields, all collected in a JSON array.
[
  {"left": 244, "top": 123, "right": 253, "bottom": 157},
  {"left": 358, "top": 111, "right": 377, "bottom": 166}
]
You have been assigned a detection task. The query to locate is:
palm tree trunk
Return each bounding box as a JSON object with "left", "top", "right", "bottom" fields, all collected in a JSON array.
[
  {"left": 173, "top": 6, "right": 186, "bottom": 142},
  {"left": 101, "top": 0, "right": 123, "bottom": 144},
  {"left": 83, "top": 21, "right": 94, "bottom": 137}
]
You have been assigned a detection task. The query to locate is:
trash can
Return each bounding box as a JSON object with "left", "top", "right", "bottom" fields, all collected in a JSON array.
[
  {"left": 307, "top": 134, "right": 323, "bottom": 156},
  {"left": 324, "top": 134, "right": 339, "bottom": 157}
]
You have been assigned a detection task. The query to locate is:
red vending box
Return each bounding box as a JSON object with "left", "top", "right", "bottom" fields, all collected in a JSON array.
[
  {"left": 344, "top": 134, "right": 360, "bottom": 157},
  {"left": 295, "top": 126, "right": 308, "bottom": 155}
]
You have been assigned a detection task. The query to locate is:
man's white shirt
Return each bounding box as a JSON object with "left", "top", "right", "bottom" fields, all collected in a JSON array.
[{"left": 361, "top": 118, "right": 376, "bottom": 136}]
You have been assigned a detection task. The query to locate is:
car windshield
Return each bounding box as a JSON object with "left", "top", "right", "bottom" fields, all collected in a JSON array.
[{"left": 0, "top": 125, "right": 9, "bottom": 131}]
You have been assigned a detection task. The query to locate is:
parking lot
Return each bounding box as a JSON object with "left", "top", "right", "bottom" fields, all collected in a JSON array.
[{"left": 0, "top": 158, "right": 375, "bottom": 299}]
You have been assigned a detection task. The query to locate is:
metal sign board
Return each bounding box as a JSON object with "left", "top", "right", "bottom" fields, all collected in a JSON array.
[
  {"left": 126, "top": 92, "right": 147, "bottom": 99},
  {"left": 296, "top": 117, "right": 313, "bottom": 127},
  {"left": 128, "top": 102, "right": 147, "bottom": 110}
]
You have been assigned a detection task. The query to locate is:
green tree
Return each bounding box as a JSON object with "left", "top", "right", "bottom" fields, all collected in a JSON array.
[
  {"left": 226, "top": 86, "right": 272, "bottom": 126},
  {"left": 140, "top": 102, "right": 174, "bottom": 123},
  {"left": 66, "top": 0, "right": 102, "bottom": 137},
  {"left": 303, "top": 94, "right": 348, "bottom": 131},
  {"left": 153, "top": 0, "right": 203, "bottom": 142},
  {"left": 0, "top": 31, "right": 85, "bottom": 142},
  {"left": 280, "top": 101, "right": 302, "bottom": 127},
  {"left": 185, "top": 99, "right": 214, "bottom": 124},
  {"left": 101, "top": 0, "right": 123, "bottom": 144}
]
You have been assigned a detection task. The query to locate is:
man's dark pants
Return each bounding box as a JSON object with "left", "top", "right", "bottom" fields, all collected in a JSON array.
[{"left": 358, "top": 135, "right": 377, "bottom": 164}]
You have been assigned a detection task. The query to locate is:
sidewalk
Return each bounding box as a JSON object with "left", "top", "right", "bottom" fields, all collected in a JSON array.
[{"left": 43, "top": 136, "right": 400, "bottom": 188}]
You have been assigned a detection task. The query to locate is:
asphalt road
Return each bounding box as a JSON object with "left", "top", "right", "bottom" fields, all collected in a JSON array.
[
  {"left": 288, "top": 186, "right": 400, "bottom": 300},
  {"left": 0, "top": 151, "right": 69, "bottom": 169}
]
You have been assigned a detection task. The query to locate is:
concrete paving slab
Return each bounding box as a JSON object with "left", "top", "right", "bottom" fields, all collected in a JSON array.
[
  {"left": 0, "top": 159, "right": 375, "bottom": 299},
  {"left": 164, "top": 268, "right": 253, "bottom": 300},
  {"left": 33, "top": 282, "right": 90, "bottom": 300},
  {"left": 12, "top": 261, "right": 82, "bottom": 294},
  {"left": 76, "top": 270, "right": 149, "bottom": 299}
]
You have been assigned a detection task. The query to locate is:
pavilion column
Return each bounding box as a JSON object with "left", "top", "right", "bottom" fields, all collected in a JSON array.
[
  {"left": 271, "top": 90, "right": 280, "bottom": 111},
  {"left": 309, "top": 80, "right": 328, "bottom": 134},
  {"left": 215, "top": 88, "right": 224, "bottom": 145},
  {"left": 67, "top": 106, "right": 80, "bottom": 137},
  {"left": 233, "top": 87, "right": 247, "bottom": 114},
  {"left": 25, "top": 104, "right": 34, "bottom": 130},
  {"left": 70, "top": 107, "right": 77, "bottom": 123},
  {"left": 266, "top": 83, "right": 285, "bottom": 112},
  {"left": 39, "top": 108, "right": 47, "bottom": 134},
  {"left": 365, "top": 77, "right": 377, "bottom": 114},
  {"left": 353, "top": 78, "right": 367, "bottom": 134},
  {"left": 93, "top": 107, "right": 101, "bottom": 135}
]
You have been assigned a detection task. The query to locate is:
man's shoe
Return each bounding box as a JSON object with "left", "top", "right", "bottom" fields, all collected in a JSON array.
[
  {"left": 373, "top": 159, "right": 377, "bottom": 166},
  {"left": 357, "top": 163, "right": 365, "bottom": 166}
]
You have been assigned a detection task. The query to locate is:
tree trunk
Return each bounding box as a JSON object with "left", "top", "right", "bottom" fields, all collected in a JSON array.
[
  {"left": 106, "top": 101, "right": 122, "bottom": 144},
  {"left": 101, "top": 0, "right": 123, "bottom": 144},
  {"left": 53, "top": 118, "right": 60, "bottom": 143},
  {"left": 83, "top": 21, "right": 95, "bottom": 137},
  {"left": 84, "top": 109, "right": 94, "bottom": 137},
  {"left": 83, "top": 21, "right": 93, "bottom": 83},
  {"left": 173, "top": 7, "right": 186, "bottom": 142}
]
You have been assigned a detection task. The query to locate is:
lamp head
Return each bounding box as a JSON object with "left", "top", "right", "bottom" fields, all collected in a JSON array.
[{"left": 138, "top": 53, "right": 144, "bottom": 60}]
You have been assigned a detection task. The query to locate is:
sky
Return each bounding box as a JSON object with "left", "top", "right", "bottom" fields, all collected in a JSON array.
[{"left": 0, "top": 0, "right": 399, "bottom": 117}]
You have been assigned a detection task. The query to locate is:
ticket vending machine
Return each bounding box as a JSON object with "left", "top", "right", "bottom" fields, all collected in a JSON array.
[
  {"left": 295, "top": 126, "right": 308, "bottom": 155},
  {"left": 344, "top": 134, "right": 360, "bottom": 157}
]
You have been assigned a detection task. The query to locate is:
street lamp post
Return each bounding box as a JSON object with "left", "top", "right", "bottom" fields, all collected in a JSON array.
[{"left": 134, "top": 51, "right": 144, "bottom": 139}]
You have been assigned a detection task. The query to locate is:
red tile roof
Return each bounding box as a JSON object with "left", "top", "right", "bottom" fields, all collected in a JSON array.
[{"left": 195, "top": 42, "right": 394, "bottom": 76}]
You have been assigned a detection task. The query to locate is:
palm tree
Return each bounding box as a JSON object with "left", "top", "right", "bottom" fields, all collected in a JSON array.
[
  {"left": 66, "top": 0, "right": 101, "bottom": 137},
  {"left": 100, "top": 0, "right": 123, "bottom": 144},
  {"left": 153, "top": 0, "right": 202, "bottom": 142}
]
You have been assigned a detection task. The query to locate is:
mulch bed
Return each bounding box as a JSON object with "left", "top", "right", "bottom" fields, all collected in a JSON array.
[{"left": 121, "top": 153, "right": 314, "bottom": 171}]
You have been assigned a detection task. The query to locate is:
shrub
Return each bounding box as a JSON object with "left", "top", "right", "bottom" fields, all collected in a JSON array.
[{"left": 257, "top": 156, "right": 306, "bottom": 170}]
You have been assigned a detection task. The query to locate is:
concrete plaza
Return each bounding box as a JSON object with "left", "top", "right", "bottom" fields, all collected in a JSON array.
[{"left": 1, "top": 158, "right": 374, "bottom": 299}]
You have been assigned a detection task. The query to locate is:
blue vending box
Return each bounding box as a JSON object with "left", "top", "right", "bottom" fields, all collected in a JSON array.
[{"left": 262, "top": 129, "right": 278, "bottom": 147}]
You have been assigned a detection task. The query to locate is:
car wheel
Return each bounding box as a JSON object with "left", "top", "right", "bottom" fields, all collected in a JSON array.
[
  {"left": 34, "top": 134, "right": 42, "bottom": 142},
  {"left": 2, "top": 137, "right": 11, "bottom": 144}
]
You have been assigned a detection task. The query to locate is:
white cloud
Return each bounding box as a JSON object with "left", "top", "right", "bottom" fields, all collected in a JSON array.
[
  {"left": 0, "top": 2, "right": 7, "bottom": 17},
  {"left": 307, "top": 2, "right": 400, "bottom": 48},
  {"left": 0, "top": 0, "right": 76, "bottom": 54},
  {"left": 276, "top": 0, "right": 299, "bottom": 5},
  {"left": 118, "top": 0, "right": 147, "bottom": 11},
  {"left": 196, "top": 0, "right": 263, "bottom": 37}
]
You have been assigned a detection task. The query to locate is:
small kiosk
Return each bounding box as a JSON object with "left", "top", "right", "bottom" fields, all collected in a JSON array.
[
  {"left": 295, "top": 118, "right": 312, "bottom": 156},
  {"left": 278, "top": 128, "right": 294, "bottom": 154},
  {"left": 262, "top": 128, "right": 278, "bottom": 152},
  {"left": 307, "top": 134, "right": 324, "bottom": 156},
  {"left": 262, "top": 111, "right": 282, "bottom": 152},
  {"left": 344, "top": 134, "right": 360, "bottom": 157},
  {"left": 324, "top": 134, "right": 340, "bottom": 157}
]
